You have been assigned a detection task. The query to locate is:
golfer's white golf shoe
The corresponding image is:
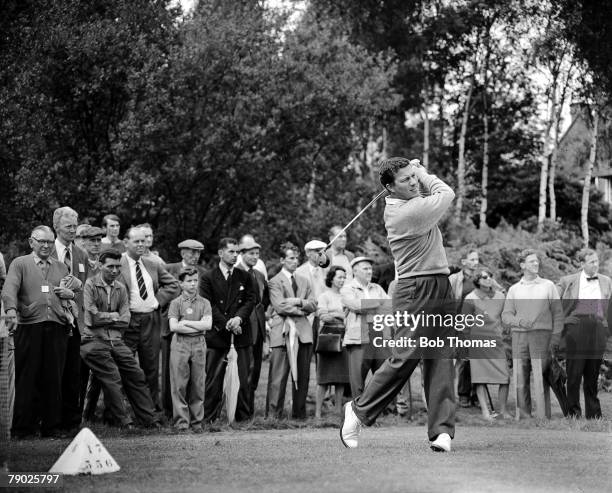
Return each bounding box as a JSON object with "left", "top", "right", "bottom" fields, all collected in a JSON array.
[
  {"left": 430, "top": 432, "right": 452, "bottom": 452},
  {"left": 340, "top": 402, "right": 362, "bottom": 448}
]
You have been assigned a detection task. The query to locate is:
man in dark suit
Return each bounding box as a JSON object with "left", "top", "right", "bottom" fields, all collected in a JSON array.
[
  {"left": 51, "top": 206, "right": 89, "bottom": 432},
  {"left": 118, "top": 226, "right": 180, "bottom": 408},
  {"left": 236, "top": 236, "right": 270, "bottom": 417},
  {"left": 557, "top": 248, "right": 612, "bottom": 419},
  {"left": 200, "top": 237, "right": 256, "bottom": 422},
  {"left": 163, "top": 239, "right": 207, "bottom": 417}
]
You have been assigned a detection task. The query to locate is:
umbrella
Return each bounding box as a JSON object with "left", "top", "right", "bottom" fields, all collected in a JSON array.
[
  {"left": 543, "top": 354, "right": 569, "bottom": 417},
  {"left": 223, "top": 335, "right": 240, "bottom": 423},
  {"left": 285, "top": 318, "right": 299, "bottom": 389}
]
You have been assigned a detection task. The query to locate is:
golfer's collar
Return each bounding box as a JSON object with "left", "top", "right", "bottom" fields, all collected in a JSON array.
[
  {"left": 385, "top": 196, "right": 409, "bottom": 205},
  {"left": 281, "top": 268, "right": 294, "bottom": 282}
]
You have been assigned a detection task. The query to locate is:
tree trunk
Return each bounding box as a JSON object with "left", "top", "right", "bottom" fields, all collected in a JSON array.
[
  {"left": 549, "top": 60, "right": 574, "bottom": 221},
  {"left": 547, "top": 101, "right": 561, "bottom": 222},
  {"left": 306, "top": 167, "right": 316, "bottom": 209},
  {"left": 480, "top": 109, "right": 489, "bottom": 229},
  {"left": 455, "top": 78, "right": 474, "bottom": 221},
  {"left": 581, "top": 108, "right": 599, "bottom": 247},
  {"left": 537, "top": 103, "right": 555, "bottom": 232},
  {"left": 421, "top": 104, "right": 430, "bottom": 169}
]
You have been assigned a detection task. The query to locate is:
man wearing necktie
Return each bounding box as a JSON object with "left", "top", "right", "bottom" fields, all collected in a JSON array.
[
  {"left": 557, "top": 249, "right": 612, "bottom": 418},
  {"left": 1, "top": 226, "right": 74, "bottom": 438},
  {"left": 296, "top": 240, "right": 329, "bottom": 351},
  {"left": 266, "top": 242, "right": 317, "bottom": 419},
  {"left": 199, "top": 237, "right": 256, "bottom": 422},
  {"left": 236, "top": 236, "right": 270, "bottom": 417},
  {"left": 51, "top": 206, "right": 89, "bottom": 433},
  {"left": 118, "top": 227, "right": 180, "bottom": 409}
]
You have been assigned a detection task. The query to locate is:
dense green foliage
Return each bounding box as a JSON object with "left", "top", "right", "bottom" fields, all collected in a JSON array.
[{"left": 1, "top": 0, "right": 611, "bottom": 264}]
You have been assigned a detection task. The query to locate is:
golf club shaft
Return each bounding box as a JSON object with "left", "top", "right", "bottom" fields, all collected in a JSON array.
[{"left": 324, "top": 189, "right": 386, "bottom": 251}]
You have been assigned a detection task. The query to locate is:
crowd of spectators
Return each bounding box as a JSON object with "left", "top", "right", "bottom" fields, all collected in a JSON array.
[{"left": 0, "top": 209, "right": 609, "bottom": 439}]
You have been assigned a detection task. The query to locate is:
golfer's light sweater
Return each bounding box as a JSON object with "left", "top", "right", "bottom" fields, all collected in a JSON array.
[{"left": 384, "top": 171, "right": 454, "bottom": 278}]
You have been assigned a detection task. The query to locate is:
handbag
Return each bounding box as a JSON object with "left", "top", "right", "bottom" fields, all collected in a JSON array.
[
  {"left": 315, "top": 333, "right": 342, "bottom": 353},
  {"left": 315, "top": 320, "right": 344, "bottom": 353}
]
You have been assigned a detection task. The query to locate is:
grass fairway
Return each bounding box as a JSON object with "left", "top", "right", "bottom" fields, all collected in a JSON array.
[{"left": 6, "top": 424, "right": 612, "bottom": 493}]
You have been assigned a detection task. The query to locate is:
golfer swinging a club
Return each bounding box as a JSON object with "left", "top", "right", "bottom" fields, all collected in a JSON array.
[{"left": 340, "top": 157, "right": 457, "bottom": 452}]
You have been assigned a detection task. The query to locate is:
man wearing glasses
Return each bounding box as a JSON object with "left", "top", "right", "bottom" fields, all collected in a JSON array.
[{"left": 1, "top": 226, "right": 75, "bottom": 438}]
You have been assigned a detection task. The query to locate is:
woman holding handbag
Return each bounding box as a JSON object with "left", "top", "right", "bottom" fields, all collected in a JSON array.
[{"left": 315, "top": 266, "right": 350, "bottom": 418}]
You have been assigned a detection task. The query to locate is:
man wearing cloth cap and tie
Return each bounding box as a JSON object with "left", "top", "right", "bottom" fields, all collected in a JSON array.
[
  {"left": 164, "top": 239, "right": 207, "bottom": 417},
  {"left": 296, "top": 240, "right": 328, "bottom": 346},
  {"left": 236, "top": 236, "right": 270, "bottom": 417}
]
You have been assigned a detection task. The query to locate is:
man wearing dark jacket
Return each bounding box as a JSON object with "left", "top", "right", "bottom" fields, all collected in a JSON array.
[
  {"left": 236, "top": 236, "right": 270, "bottom": 417},
  {"left": 200, "top": 237, "right": 256, "bottom": 422}
]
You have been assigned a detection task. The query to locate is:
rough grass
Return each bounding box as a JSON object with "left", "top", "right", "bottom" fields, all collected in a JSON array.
[
  {"left": 6, "top": 425, "right": 612, "bottom": 493},
  {"left": 4, "top": 360, "right": 612, "bottom": 492}
]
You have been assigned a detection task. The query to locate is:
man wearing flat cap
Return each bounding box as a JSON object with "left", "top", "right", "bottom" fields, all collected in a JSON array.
[
  {"left": 78, "top": 225, "right": 107, "bottom": 421},
  {"left": 296, "top": 240, "right": 328, "bottom": 303},
  {"left": 236, "top": 236, "right": 270, "bottom": 417},
  {"left": 163, "top": 239, "right": 207, "bottom": 417},
  {"left": 341, "top": 257, "right": 390, "bottom": 398},
  {"left": 166, "top": 239, "right": 207, "bottom": 284},
  {"left": 75, "top": 224, "right": 91, "bottom": 251},
  {"left": 80, "top": 226, "right": 105, "bottom": 278},
  {"left": 296, "top": 239, "right": 329, "bottom": 351}
]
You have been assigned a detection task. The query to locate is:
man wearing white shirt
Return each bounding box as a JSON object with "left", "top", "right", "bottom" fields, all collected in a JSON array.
[
  {"left": 118, "top": 227, "right": 180, "bottom": 408},
  {"left": 266, "top": 242, "right": 317, "bottom": 419},
  {"left": 51, "top": 206, "right": 89, "bottom": 432},
  {"left": 199, "top": 238, "right": 256, "bottom": 422},
  {"left": 557, "top": 249, "right": 612, "bottom": 418}
]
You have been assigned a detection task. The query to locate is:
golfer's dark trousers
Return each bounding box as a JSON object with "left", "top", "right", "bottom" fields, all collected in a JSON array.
[
  {"left": 13, "top": 322, "right": 68, "bottom": 436},
  {"left": 123, "top": 311, "right": 159, "bottom": 407},
  {"left": 265, "top": 343, "right": 312, "bottom": 419},
  {"left": 565, "top": 316, "right": 607, "bottom": 419},
  {"left": 352, "top": 274, "right": 456, "bottom": 441},
  {"left": 80, "top": 337, "right": 157, "bottom": 425},
  {"left": 61, "top": 326, "right": 86, "bottom": 429},
  {"left": 204, "top": 346, "right": 251, "bottom": 422},
  {"left": 248, "top": 331, "right": 264, "bottom": 417}
]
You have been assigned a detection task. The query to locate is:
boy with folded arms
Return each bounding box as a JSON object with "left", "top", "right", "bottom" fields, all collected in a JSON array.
[{"left": 168, "top": 269, "right": 212, "bottom": 431}]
